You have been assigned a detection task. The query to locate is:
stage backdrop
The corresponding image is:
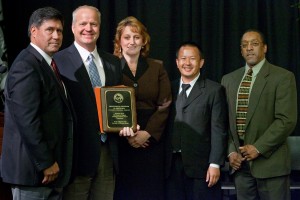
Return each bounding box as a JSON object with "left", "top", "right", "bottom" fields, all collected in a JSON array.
[{"left": 2, "top": 0, "right": 300, "bottom": 135}]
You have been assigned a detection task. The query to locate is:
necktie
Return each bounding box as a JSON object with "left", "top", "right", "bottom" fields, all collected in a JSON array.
[
  {"left": 87, "top": 54, "right": 102, "bottom": 88},
  {"left": 172, "top": 83, "right": 191, "bottom": 151},
  {"left": 177, "top": 84, "right": 191, "bottom": 109},
  {"left": 51, "top": 59, "right": 64, "bottom": 89},
  {"left": 236, "top": 68, "right": 253, "bottom": 138},
  {"left": 87, "top": 54, "right": 106, "bottom": 142}
]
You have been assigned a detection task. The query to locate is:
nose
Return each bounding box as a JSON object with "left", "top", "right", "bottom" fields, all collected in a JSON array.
[
  {"left": 246, "top": 42, "right": 254, "bottom": 50},
  {"left": 52, "top": 30, "right": 60, "bottom": 39},
  {"left": 185, "top": 58, "right": 191, "bottom": 65},
  {"left": 85, "top": 24, "right": 93, "bottom": 31},
  {"left": 130, "top": 37, "right": 136, "bottom": 45}
]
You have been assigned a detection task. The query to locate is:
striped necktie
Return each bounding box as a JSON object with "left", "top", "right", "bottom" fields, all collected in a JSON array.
[{"left": 236, "top": 68, "right": 253, "bottom": 137}]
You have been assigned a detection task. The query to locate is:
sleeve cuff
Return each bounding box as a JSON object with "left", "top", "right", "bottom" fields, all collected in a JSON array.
[{"left": 209, "top": 163, "right": 220, "bottom": 168}]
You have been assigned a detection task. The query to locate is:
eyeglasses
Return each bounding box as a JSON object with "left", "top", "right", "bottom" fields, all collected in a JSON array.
[{"left": 240, "top": 41, "right": 262, "bottom": 48}]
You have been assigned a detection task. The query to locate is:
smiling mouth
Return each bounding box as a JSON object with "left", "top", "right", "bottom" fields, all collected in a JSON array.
[{"left": 183, "top": 66, "right": 192, "bottom": 71}]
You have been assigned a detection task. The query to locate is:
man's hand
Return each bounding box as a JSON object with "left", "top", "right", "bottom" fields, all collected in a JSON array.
[
  {"left": 42, "top": 162, "right": 59, "bottom": 184},
  {"left": 228, "top": 152, "right": 245, "bottom": 170},
  {"left": 127, "top": 130, "right": 150, "bottom": 148},
  {"left": 239, "top": 145, "right": 260, "bottom": 161},
  {"left": 206, "top": 166, "right": 220, "bottom": 187}
]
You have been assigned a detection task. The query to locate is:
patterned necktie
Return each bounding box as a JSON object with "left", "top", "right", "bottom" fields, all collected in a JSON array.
[
  {"left": 236, "top": 68, "right": 253, "bottom": 137},
  {"left": 87, "top": 54, "right": 106, "bottom": 142},
  {"left": 87, "top": 54, "right": 102, "bottom": 88},
  {"left": 172, "top": 83, "right": 191, "bottom": 151}
]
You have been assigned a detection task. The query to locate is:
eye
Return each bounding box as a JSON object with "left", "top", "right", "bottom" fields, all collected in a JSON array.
[
  {"left": 91, "top": 22, "right": 98, "bottom": 27},
  {"left": 241, "top": 43, "right": 248, "bottom": 48},
  {"left": 45, "top": 28, "right": 54, "bottom": 34},
  {"left": 56, "top": 29, "right": 63, "bottom": 34}
]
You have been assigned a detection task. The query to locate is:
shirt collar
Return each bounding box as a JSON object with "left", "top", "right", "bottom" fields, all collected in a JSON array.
[
  {"left": 74, "top": 41, "right": 98, "bottom": 62},
  {"left": 180, "top": 72, "right": 200, "bottom": 87},
  {"left": 179, "top": 72, "right": 200, "bottom": 93},
  {"left": 245, "top": 58, "right": 265, "bottom": 77},
  {"left": 30, "top": 43, "right": 52, "bottom": 66}
]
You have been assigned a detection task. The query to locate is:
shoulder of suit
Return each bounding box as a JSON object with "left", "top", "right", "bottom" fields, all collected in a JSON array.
[
  {"left": 222, "top": 66, "right": 244, "bottom": 79},
  {"left": 98, "top": 50, "right": 120, "bottom": 62},
  {"left": 267, "top": 62, "right": 293, "bottom": 75},
  {"left": 146, "top": 57, "right": 163, "bottom": 66},
  {"left": 203, "top": 78, "right": 223, "bottom": 89},
  {"left": 54, "top": 44, "right": 75, "bottom": 57}
]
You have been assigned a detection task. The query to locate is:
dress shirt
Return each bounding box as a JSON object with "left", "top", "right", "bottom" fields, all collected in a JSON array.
[
  {"left": 30, "top": 43, "right": 52, "bottom": 66},
  {"left": 74, "top": 41, "right": 106, "bottom": 85},
  {"left": 236, "top": 58, "right": 265, "bottom": 104}
]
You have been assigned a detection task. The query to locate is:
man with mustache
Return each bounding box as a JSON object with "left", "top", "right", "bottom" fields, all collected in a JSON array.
[
  {"left": 221, "top": 29, "right": 297, "bottom": 200},
  {"left": 0, "top": 7, "right": 74, "bottom": 199}
]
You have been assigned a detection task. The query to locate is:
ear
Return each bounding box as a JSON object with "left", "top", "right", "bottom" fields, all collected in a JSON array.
[
  {"left": 263, "top": 44, "right": 267, "bottom": 54},
  {"left": 71, "top": 25, "right": 75, "bottom": 34},
  {"left": 199, "top": 59, "right": 205, "bottom": 69},
  {"left": 30, "top": 26, "right": 37, "bottom": 38},
  {"left": 176, "top": 59, "right": 179, "bottom": 68}
]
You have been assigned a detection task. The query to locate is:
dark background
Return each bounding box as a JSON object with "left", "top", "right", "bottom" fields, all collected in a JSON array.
[{"left": 1, "top": 0, "right": 300, "bottom": 135}]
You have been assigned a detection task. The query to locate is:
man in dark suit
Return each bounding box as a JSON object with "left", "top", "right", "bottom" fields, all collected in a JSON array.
[
  {"left": 0, "top": 7, "right": 74, "bottom": 199},
  {"left": 54, "top": 5, "right": 122, "bottom": 200},
  {"left": 221, "top": 29, "right": 297, "bottom": 200},
  {"left": 165, "top": 42, "right": 228, "bottom": 200}
]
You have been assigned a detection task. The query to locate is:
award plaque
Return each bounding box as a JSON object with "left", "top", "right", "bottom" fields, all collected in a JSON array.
[{"left": 94, "top": 86, "right": 137, "bottom": 133}]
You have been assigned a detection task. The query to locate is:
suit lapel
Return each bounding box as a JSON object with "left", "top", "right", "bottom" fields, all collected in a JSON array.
[
  {"left": 229, "top": 68, "right": 245, "bottom": 126},
  {"left": 28, "top": 45, "right": 70, "bottom": 106},
  {"left": 68, "top": 45, "right": 96, "bottom": 104},
  {"left": 245, "top": 62, "right": 269, "bottom": 128},
  {"left": 184, "top": 76, "right": 205, "bottom": 108}
]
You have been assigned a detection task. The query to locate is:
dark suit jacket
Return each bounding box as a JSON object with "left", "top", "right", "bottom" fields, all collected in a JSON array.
[
  {"left": 54, "top": 44, "right": 122, "bottom": 176},
  {"left": 165, "top": 75, "right": 228, "bottom": 179},
  {"left": 221, "top": 60, "right": 297, "bottom": 178},
  {"left": 0, "top": 45, "right": 74, "bottom": 187}
]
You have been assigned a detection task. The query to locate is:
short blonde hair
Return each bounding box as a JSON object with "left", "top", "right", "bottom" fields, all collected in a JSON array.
[
  {"left": 113, "top": 16, "right": 150, "bottom": 58},
  {"left": 72, "top": 5, "right": 101, "bottom": 25}
]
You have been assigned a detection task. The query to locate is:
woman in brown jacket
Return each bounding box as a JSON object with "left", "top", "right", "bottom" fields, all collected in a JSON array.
[{"left": 113, "top": 16, "right": 172, "bottom": 200}]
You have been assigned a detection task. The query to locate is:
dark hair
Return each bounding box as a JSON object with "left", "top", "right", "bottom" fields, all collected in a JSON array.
[
  {"left": 241, "top": 28, "right": 266, "bottom": 44},
  {"left": 176, "top": 41, "right": 204, "bottom": 59},
  {"left": 28, "top": 7, "right": 63, "bottom": 37}
]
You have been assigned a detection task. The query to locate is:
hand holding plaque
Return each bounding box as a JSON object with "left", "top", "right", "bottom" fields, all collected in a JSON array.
[{"left": 94, "top": 85, "right": 137, "bottom": 133}]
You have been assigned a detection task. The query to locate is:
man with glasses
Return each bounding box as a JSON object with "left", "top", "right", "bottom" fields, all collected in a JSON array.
[{"left": 221, "top": 29, "right": 297, "bottom": 200}]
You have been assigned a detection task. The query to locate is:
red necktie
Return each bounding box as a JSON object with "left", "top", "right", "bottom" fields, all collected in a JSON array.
[{"left": 51, "top": 59, "right": 63, "bottom": 88}]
